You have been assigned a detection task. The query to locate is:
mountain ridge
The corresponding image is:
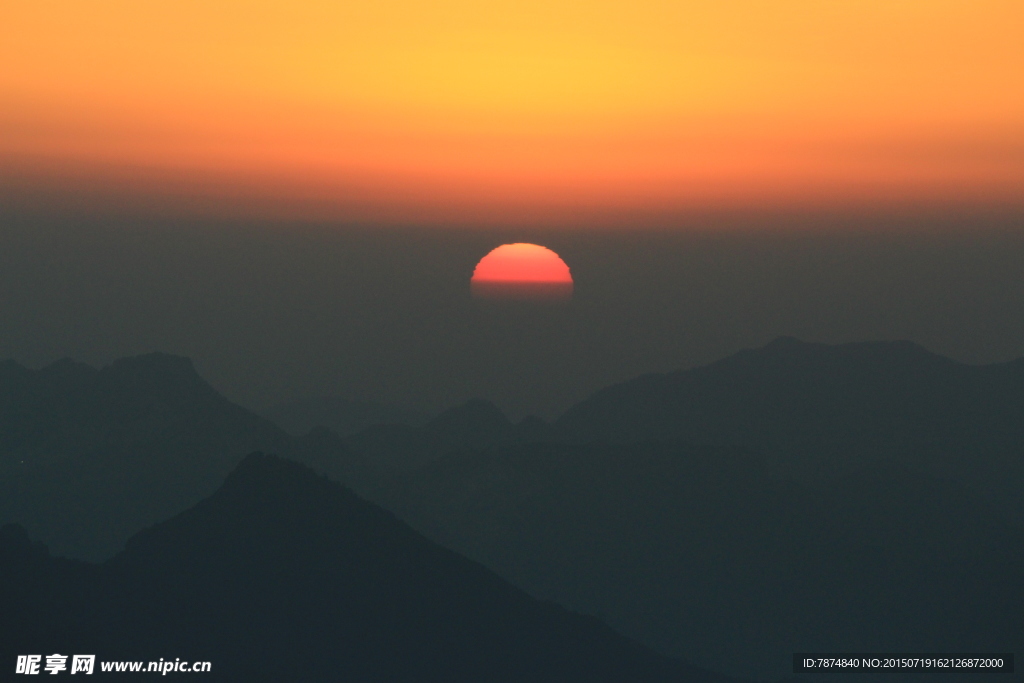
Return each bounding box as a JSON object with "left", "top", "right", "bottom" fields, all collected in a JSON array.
[
  {"left": 0, "top": 352, "right": 292, "bottom": 560},
  {"left": 1, "top": 452, "right": 745, "bottom": 683},
  {"left": 550, "top": 336, "right": 1024, "bottom": 519},
  {"left": 3, "top": 339, "right": 1022, "bottom": 681}
]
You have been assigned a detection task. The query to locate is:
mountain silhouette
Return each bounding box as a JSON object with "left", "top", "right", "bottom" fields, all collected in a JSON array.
[
  {"left": 0, "top": 354, "right": 292, "bottom": 560},
  {"left": 553, "top": 337, "right": 1024, "bottom": 520},
  {"left": 343, "top": 338, "right": 1024, "bottom": 680},
  {"left": 3, "top": 341, "right": 1022, "bottom": 682},
  {"left": 377, "top": 440, "right": 1023, "bottom": 681},
  {"left": 0, "top": 453, "right": 743, "bottom": 683}
]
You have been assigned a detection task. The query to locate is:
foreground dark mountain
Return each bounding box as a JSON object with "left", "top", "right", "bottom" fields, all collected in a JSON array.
[
  {"left": 0, "top": 354, "right": 292, "bottom": 560},
  {"left": 554, "top": 337, "right": 1024, "bottom": 520},
  {"left": 0, "top": 453, "right": 740, "bottom": 683}
]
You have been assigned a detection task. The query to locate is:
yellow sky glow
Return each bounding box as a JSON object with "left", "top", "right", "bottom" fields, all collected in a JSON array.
[{"left": 2, "top": 0, "right": 1022, "bottom": 224}]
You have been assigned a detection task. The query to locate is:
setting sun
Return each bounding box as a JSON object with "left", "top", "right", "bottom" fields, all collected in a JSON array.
[{"left": 471, "top": 243, "right": 573, "bottom": 301}]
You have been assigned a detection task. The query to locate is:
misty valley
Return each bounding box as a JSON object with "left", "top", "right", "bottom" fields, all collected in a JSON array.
[{"left": 2, "top": 338, "right": 1021, "bottom": 682}]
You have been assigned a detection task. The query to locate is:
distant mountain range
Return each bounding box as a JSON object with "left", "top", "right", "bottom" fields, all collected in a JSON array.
[
  {"left": 344, "top": 338, "right": 1024, "bottom": 679},
  {"left": 553, "top": 337, "right": 1024, "bottom": 520},
  {"left": 0, "top": 354, "right": 290, "bottom": 560},
  {"left": 0, "top": 454, "right": 739, "bottom": 683},
  {"left": 2, "top": 338, "right": 1021, "bottom": 681}
]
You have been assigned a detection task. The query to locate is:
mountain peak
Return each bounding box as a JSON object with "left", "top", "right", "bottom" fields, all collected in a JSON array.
[
  {"left": 98, "top": 353, "right": 221, "bottom": 406},
  {"left": 554, "top": 337, "right": 981, "bottom": 457},
  {"left": 0, "top": 351, "right": 292, "bottom": 561},
  {"left": 222, "top": 450, "right": 314, "bottom": 490},
  {"left": 424, "top": 398, "right": 514, "bottom": 447},
  {"left": 100, "top": 453, "right": 735, "bottom": 682}
]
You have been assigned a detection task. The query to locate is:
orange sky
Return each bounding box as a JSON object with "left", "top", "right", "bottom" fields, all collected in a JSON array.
[{"left": 2, "top": 0, "right": 1022, "bottom": 225}]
